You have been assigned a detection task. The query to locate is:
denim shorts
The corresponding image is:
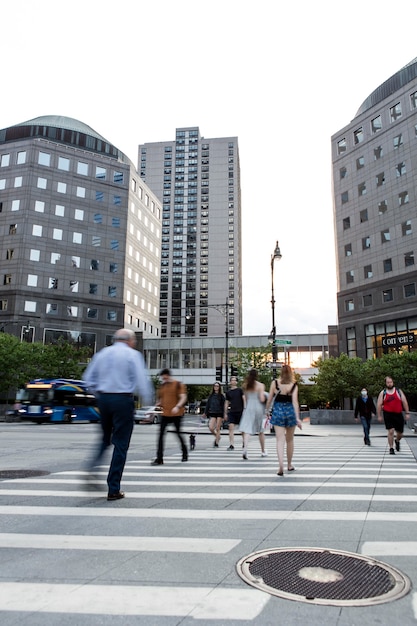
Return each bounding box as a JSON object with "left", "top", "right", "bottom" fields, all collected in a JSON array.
[{"left": 270, "top": 402, "right": 296, "bottom": 428}]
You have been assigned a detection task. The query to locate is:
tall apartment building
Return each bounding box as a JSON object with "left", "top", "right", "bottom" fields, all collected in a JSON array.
[
  {"left": 0, "top": 115, "right": 161, "bottom": 351},
  {"left": 139, "top": 127, "right": 242, "bottom": 338},
  {"left": 332, "top": 58, "right": 417, "bottom": 359}
]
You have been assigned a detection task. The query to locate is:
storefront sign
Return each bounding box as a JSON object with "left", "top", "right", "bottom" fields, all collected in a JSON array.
[{"left": 381, "top": 333, "right": 415, "bottom": 347}]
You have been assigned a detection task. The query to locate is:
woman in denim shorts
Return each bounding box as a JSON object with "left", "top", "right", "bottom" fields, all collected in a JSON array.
[{"left": 266, "top": 365, "right": 302, "bottom": 476}]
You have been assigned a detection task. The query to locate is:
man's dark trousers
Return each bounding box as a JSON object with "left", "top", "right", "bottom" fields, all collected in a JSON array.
[
  {"left": 93, "top": 394, "right": 134, "bottom": 493},
  {"left": 157, "top": 415, "right": 188, "bottom": 462}
]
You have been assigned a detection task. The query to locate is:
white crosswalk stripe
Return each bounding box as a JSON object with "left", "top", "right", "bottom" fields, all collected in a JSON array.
[{"left": 1, "top": 430, "right": 417, "bottom": 622}]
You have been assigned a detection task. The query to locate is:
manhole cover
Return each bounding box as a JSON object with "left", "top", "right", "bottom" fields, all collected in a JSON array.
[
  {"left": 0, "top": 470, "right": 49, "bottom": 479},
  {"left": 236, "top": 547, "right": 411, "bottom": 606}
]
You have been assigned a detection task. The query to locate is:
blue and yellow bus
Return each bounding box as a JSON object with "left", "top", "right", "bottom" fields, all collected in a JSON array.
[{"left": 18, "top": 378, "right": 100, "bottom": 424}]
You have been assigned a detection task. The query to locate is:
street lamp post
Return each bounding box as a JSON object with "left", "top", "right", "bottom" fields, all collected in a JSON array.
[{"left": 270, "top": 241, "right": 282, "bottom": 379}]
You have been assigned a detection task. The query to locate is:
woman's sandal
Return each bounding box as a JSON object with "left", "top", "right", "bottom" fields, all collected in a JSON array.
[
  {"left": 277, "top": 470, "right": 284, "bottom": 476},
  {"left": 288, "top": 467, "right": 295, "bottom": 472}
]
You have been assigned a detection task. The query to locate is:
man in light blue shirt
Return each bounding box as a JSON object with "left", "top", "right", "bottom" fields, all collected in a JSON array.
[{"left": 83, "top": 328, "right": 153, "bottom": 500}]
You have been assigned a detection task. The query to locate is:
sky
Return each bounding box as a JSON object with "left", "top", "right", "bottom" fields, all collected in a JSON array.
[{"left": 2, "top": 0, "right": 417, "bottom": 336}]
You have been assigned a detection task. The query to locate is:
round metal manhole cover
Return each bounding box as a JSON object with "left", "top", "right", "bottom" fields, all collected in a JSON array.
[
  {"left": 0, "top": 470, "right": 50, "bottom": 479},
  {"left": 236, "top": 547, "right": 411, "bottom": 606}
]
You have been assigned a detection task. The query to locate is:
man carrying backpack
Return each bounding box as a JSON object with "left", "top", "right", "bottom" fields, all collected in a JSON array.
[{"left": 377, "top": 376, "right": 410, "bottom": 455}]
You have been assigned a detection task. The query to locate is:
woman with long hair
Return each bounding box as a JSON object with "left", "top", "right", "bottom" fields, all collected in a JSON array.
[
  {"left": 203, "top": 382, "right": 226, "bottom": 447},
  {"left": 266, "top": 364, "right": 302, "bottom": 476},
  {"left": 239, "top": 369, "right": 267, "bottom": 460}
]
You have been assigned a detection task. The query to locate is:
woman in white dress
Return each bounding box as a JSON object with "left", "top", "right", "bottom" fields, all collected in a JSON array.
[{"left": 239, "top": 369, "right": 267, "bottom": 460}]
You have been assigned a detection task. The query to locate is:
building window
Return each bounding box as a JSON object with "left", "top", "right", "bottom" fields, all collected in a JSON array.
[
  {"left": 405, "top": 252, "right": 415, "bottom": 267},
  {"left": 108, "top": 286, "right": 117, "bottom": 297},
  {"left": 11, "top": 200, "right": 20, "bottom": 211},
  {"left": 37, "top": 177, "right": 47, "bottom": 189},
  {"left": 67, "top": 306, "right": 78, "bottom": 317},
  {"left": 399, "top": 191, "right": 409, "bottom": 206},
  {"left": 371, "top": 116, "right": 382, "bottom": 133},
  {"left": 381, "top": 229, "right": 390, "bottom": 243},
  {"left": 378, "top": 200, "right": 388, "bottom": 215},
  {"left": 27, "top": 274, "right": 38, "bottom": 287},
  {"left": 89, "top": 284, "right": 98, "bottom": 295},
  {"left": 396, "top": 162, "right": 406, "bottom": 177},
  {"left": 376, "top": 172, "right": 385, "bottom": 187},
  {"left": 343, "top": 217, "right": 350, "bottom": 230},
  {"left": 96, "top": 166, "right": 106, "bottom": 180},
  {"left": 77, "top": 162, "right": 88, "bottom": 175},
  {"left": 3, "top": 274, "right": 11, "bottom": 285},
  {"left": 96, "top": 191, "right": 104, "bottom": 202},
  {"left": 48, "top": 277, "right": 58, "bottom": 289},
  {"left": 0, "top": 300, "right": 8, "bottom": 311},
  {"left": 32, "top": 225, "right": 42, "bottom": 237},
  {"left": 360, "top": 209, "right": 368, "bottom": 223},
  {"left": 87, "top": 308, "right": 98, "bottom": 319},
  {"left": 346, "top": 270, "right": 354, "bottom": 284},
  {"left": 38, "top": 152, "right": 51, "bottom": 166},
  {"left": 35, "top": 200, "right": 45, "bottom": 212},
  {"left": 73, "top": 232, "right": 82, "bottom": 244},
  {"left": 356, "top": 156, "right": 365, "bottom": 169},
  {"left": 9, "top": 224, "right": 17, "bottom": 235},
  {"left": 55, "top": 204, "right": 65, "bottom": 216},
  {"left": 109, "top": 263, "right": 118, "bottom": 273},
  {"left": 53, "top": 229, "right": 63, "bottom": 240},
  {"left": 346, "top": 327, "right": 357, "bottom": 357},
  {"left": 110, "top": 240, "right": 119, "bottom": 250},
  {"left": 383, "top": 289, "right": 393, "bottom": 302},
  {"left": 58, "top": 157, "right": 70, "bottom": 171},
  {"left": 107, "top": 311, "right": 117, "bottom": 321},
  {"left": 341, "top": 192, "right": 349, "bottom": 204},
  {"left": 344, "top": 243, "right": 352, "bottom": 257},
  {"left": 114, "top": 171, "right": 124, "bottom": 184},
  {"left": 358, "top": 182, "right": 366, "bottom": 196},
  {"left": 70, "top": 280, "right": 79, "bottom": 293},
  {"left": 364, "top": 264, "right": 373, "bottom": 279},
  {"left": 354, "top": 128, "right": 364, "bottom": 144},
  {"left": 76, "top": 187, "right": 86, "bottom": 198},
  {"left": 410, "top": 91, "right": 417, "bottom": 109},
  {"left": 402, "top": 220, "right": 412, "bottom": 236},
  {"left": 46, "top": 304, "right": 58, "bottom": 315},
  {"left": 345, "top": 299, "right": 354, "bottom": 312},
  {"left": 71, "top": 256, "right": 80, "bottom": 268},
  {"left": 337, "top": 138, "right": 347, "bottom": 154},
  {"left": 113, "top": 195, "right": 121, "bottom": 206},
  {"left": 24, "top": 301, "right": 36, "bottom": 313},
  {"left": 404, "top": 283, "right": 416, "bottom": 298},
  {"left": 1, "top": 153, "right": 10, "bottom": 167},
  {"left": 16, "top": 151, "right": 26, "bottom": 164},
  {"left": 390, "top": 102, "right": 402, "bottom": 121},
  {"left": 393, "top": 134, "right": 403, "bottom": 149},
  {"left": 6, "top": 249, "right": 14, "bottom": 260},
  {"left": 362, "top": 236, "right": 371, "bottom": 250},
  {"left": 30, "top": 249, "right": 40, "bottom": 261},
  {"left": 14, "top": 176, "right": 22, "bottom": 188},
  {"left": 340, "top": 167, "right": 347, "bottom": 179},
  {"left": 90, "top": 260, "right": 99, "bottom": 270},
  {"left": 383, "top": 258, "right": 392, "bottom": 273},
  {"left": 92, "top": 236, "right": 101, "bottom": 247},
  {"left": 57, "top": 182, "right": 67, "bottom": 194},
  {"left": 51, "top": 252, "right": 61, "bottom": 264},
  {"left": 363, "top": 294, "right": 372, "bottom": 307},
  {"left": 374, "top": 146, "right": 383, "bottom": 160}
]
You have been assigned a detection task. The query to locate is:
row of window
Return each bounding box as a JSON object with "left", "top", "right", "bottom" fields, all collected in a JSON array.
[
  {"left": 337, "top": 91, "right": 417, "bottom": 154},
  {"left": 6, "top": 222, "right": 121, "bottom": 249},
  {"left": 345, "top": 252, "right": 414, "bottom": 281},
  {"left": 345, "top": 282, "right": 416, "bottom": 311},
  {"left": 0, "top": 174, "right": 123, "bottom": 204},
  {"left": 0, "top": 149, "right": 125, "bottom": 184},
  {"left": 344, "top": 225, "right": 413, "bottom": 254}
]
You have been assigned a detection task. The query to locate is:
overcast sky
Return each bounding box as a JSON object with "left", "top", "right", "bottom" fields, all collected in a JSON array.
[{"left": 2, "top": 0, "right": 417, "bottom": 336}]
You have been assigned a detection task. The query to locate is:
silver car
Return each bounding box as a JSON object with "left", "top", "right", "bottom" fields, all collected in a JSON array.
[{"left": 134, "top": 406, "right": 163, "bottom": 425}]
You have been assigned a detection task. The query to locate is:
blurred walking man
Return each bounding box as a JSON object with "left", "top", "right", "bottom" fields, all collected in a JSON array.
[
  {"left": 377, "top": 376, "right": 410, "bottom": 455},
  {"left": 84, "top": 329, "right": 153, "bottom": 500}
]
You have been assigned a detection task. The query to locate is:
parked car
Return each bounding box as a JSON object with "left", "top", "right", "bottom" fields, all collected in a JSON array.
[{"left": 134, "top": 406, "right": 163, "bottom": 425}]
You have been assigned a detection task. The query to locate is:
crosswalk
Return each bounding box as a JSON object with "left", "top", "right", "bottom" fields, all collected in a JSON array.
[{"left": 1, "top": 430, "right": 417, "bottom": 623}]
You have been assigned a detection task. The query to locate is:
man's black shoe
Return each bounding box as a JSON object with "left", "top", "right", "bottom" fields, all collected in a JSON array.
[
  {"left": 182, "top": 456, "right": 188, "bottom": 462},
  {"left": 389, "top": 447, "right": 395, "bottom": 455},
  {"left": 107, "top": 491, "right": 125, "bottom": 501},
  {"left": 395, "top": 439, "right": 400, "bottom": 452},
  {"left": 151, "top": 459, "right": 163, "bottom": 465}
]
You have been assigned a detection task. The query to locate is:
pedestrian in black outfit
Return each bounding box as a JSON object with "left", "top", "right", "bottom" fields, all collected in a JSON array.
[
  {"left": 354, "top": 388, "right": 376, "bottom": 446},
  {"left": 203, "top": 382, "right": 226, "bottom": 447}
]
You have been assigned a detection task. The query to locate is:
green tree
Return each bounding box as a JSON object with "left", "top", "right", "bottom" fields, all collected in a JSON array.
[
  {"left": 310, "top": 353, "right": 364, "bottom": 408},
  {"left": 231, "top": 345, "right": 272, "bottom": 387}
]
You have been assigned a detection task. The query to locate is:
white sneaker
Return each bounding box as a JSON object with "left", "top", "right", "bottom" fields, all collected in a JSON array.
[{"left": 261, "top": 452, "right": 268, "bottom": 457}]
